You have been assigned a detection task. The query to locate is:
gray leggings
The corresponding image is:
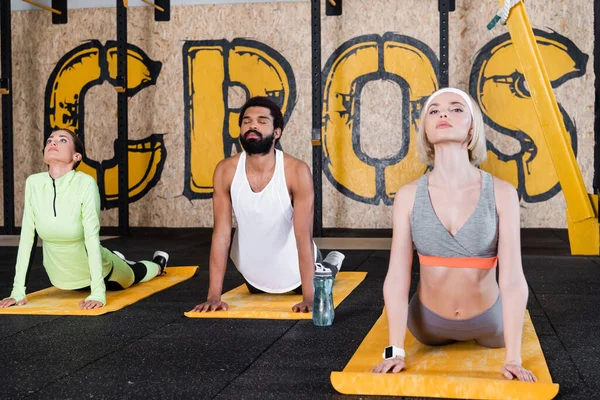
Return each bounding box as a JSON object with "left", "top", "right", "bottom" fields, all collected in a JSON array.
[{"left": 407, "top": 293, "right": 505, "bottom": 348}]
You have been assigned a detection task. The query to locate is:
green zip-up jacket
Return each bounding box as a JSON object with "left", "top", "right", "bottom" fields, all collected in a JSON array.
[{"left": 10, "top": 170, "right": 111, "bottom": 305}]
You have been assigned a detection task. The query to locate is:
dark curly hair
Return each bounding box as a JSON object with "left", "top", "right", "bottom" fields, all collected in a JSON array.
[{"left": 238, "top": 96, "right": 284, "bottom": 142}]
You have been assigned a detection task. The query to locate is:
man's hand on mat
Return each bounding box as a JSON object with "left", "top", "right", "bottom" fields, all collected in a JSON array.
[
  {"left": 292, "top": 300, "right": 312, "bottom": 313},
  {"left": 502, "top": 363, "right": 537, "bottom": 382},
  {"left": 79, "top": 300, "right": 104, "bottom": 310},
  {"left": 0, "top": 297, "right": 27, "bottom": 307},
  {"left": 372, "top": 357, "right": 405, "bottom": 374},
  {"left": 191, "top": 299, "right": 229, "bottom": 312}
]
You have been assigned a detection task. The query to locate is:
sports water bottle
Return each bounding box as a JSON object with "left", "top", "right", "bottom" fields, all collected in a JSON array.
[{"left": 312, "top": 264, "right": 334, "bottom": 326}]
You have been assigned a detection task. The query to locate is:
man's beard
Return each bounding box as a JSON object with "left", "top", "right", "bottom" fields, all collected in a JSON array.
[{"left": 240, "top": 129, "right": 275, "bottom": 155}]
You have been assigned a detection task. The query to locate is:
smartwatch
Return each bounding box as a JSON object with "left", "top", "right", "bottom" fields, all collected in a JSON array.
[{"left": 382, "top": 345, "right": 405, "bottom": 360}]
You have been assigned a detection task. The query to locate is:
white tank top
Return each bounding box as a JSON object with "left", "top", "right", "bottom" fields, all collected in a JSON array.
[{"left": 229, "top": 149, "right": 302, "bottom": 293}]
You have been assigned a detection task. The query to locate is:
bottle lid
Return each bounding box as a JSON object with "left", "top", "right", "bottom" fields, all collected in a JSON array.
[{"left": 315, "top": 263, "right": 333, "bottom": 276}]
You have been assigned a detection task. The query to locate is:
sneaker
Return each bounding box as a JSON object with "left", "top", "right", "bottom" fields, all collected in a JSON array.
[
  {"left": 113, "top": 250, "right": 136, "bottom": 266},
  {"left": 153, "top": 251, "right": 169, "bottom": 274},
  {"left": 322, "top": 251, "right": 345, "bottom": 273}
]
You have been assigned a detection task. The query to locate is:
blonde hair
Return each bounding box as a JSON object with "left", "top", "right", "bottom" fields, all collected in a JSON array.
[{"left": 417, "top": 90, "right": 487, "bottom": 166}]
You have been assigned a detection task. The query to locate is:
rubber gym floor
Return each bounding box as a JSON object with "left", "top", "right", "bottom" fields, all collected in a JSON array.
[{"left": 0, "top": 228, "right": 598, "bottom": 399}]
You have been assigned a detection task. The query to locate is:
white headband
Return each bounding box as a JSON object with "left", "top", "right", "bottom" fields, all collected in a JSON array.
[{"left": 422, "top": 87, "right": 475, "bottom": 117}]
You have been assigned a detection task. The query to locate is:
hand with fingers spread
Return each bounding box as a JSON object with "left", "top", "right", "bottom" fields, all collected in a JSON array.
[
  {"left": 191, "top": 299, "right": 229, "bottom": 312},
  {"left": 79, "top": 300, "right": 104, "bottom": 310},
  {"left": 292, "top": 299, "right": 312, "bottom": 313},
  {"left": 0, "top": 297, "right": 27, "bottom": 308},
  {"left": 502, "top": 362, "right": 537, "bottom": 382},
  {"left": 372, "top": 357, "right": 406, "bottom": 374}
]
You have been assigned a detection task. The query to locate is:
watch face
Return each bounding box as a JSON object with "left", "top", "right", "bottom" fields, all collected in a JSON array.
[{"left": 385, "top": 346, "right": 393, "bottom": 359}]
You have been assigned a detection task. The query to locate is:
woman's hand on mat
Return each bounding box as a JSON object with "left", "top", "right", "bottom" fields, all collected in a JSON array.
[
  {"left": 79, "top": 300, "right": 104, "bottom": 310},
  {"left": 292, "top": 300, "right": 312, "bottom": 313},
  {"left": 502, "top": 363, "right": 537, "bottom": 382},
  {"left": 191, "top": 299, "right": 229, "bottom": 312},
  {"left": 0, "top": 297, "right": 27, "bottom": 308},
  {"left": 372, "top": 357, "right": 405, "bottom": 374}
]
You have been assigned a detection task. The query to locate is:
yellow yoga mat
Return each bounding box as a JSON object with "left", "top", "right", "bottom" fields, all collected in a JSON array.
[
  {"left": 184, "top": 271, "right": 367, "bottom": 320},
  {"left": 331, "top": 310, "right": 559, "bottom": 399},
  {"left": 0, "top": 266, "right": 198, "bottom": 316}
]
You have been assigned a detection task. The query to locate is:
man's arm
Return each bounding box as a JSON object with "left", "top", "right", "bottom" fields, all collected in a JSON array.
[
  {"left": 290, "top": 159, "right": 315, "bottom": 313},
  {"left": 191, "top": 160, "right": 233, "bottom": 312}
]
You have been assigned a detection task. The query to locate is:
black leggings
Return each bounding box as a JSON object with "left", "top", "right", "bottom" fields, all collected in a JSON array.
[
  {"left": 77, "top": 250, "right": 159, "bottom": 292},
  {"left": 244, "top": 248, "right": 326, "bottom": 295},
  {"left": 104, "top": 262, "right": 149, "bottom": 290}
]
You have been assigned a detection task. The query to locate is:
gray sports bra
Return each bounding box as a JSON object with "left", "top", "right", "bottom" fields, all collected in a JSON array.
[{"left": 410, "top": 170, "right": 499, "bottom": 269}]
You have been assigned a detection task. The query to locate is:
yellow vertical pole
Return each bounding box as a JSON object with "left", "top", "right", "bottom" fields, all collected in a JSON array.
[{"left": 498, "top": 0, "right": 599, "bottom": 255}]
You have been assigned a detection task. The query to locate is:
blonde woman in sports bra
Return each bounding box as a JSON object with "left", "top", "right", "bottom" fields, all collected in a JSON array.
[{"left": 372, "top": 88, "right": 536, "bottom": 382}]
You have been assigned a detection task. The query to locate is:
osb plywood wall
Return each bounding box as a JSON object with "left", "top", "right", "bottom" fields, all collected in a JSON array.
[{"left": 2, "top": 0, "right": 595, "bottom": 228}]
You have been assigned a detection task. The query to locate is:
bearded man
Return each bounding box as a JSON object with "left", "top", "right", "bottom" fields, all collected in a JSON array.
[{"left": 191, "top": 97, "right": 344, "bottom": 313}]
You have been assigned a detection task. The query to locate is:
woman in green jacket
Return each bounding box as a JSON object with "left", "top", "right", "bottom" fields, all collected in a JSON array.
[{"left": 0, "top": 128, "right": 168, "bottom": 310}]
